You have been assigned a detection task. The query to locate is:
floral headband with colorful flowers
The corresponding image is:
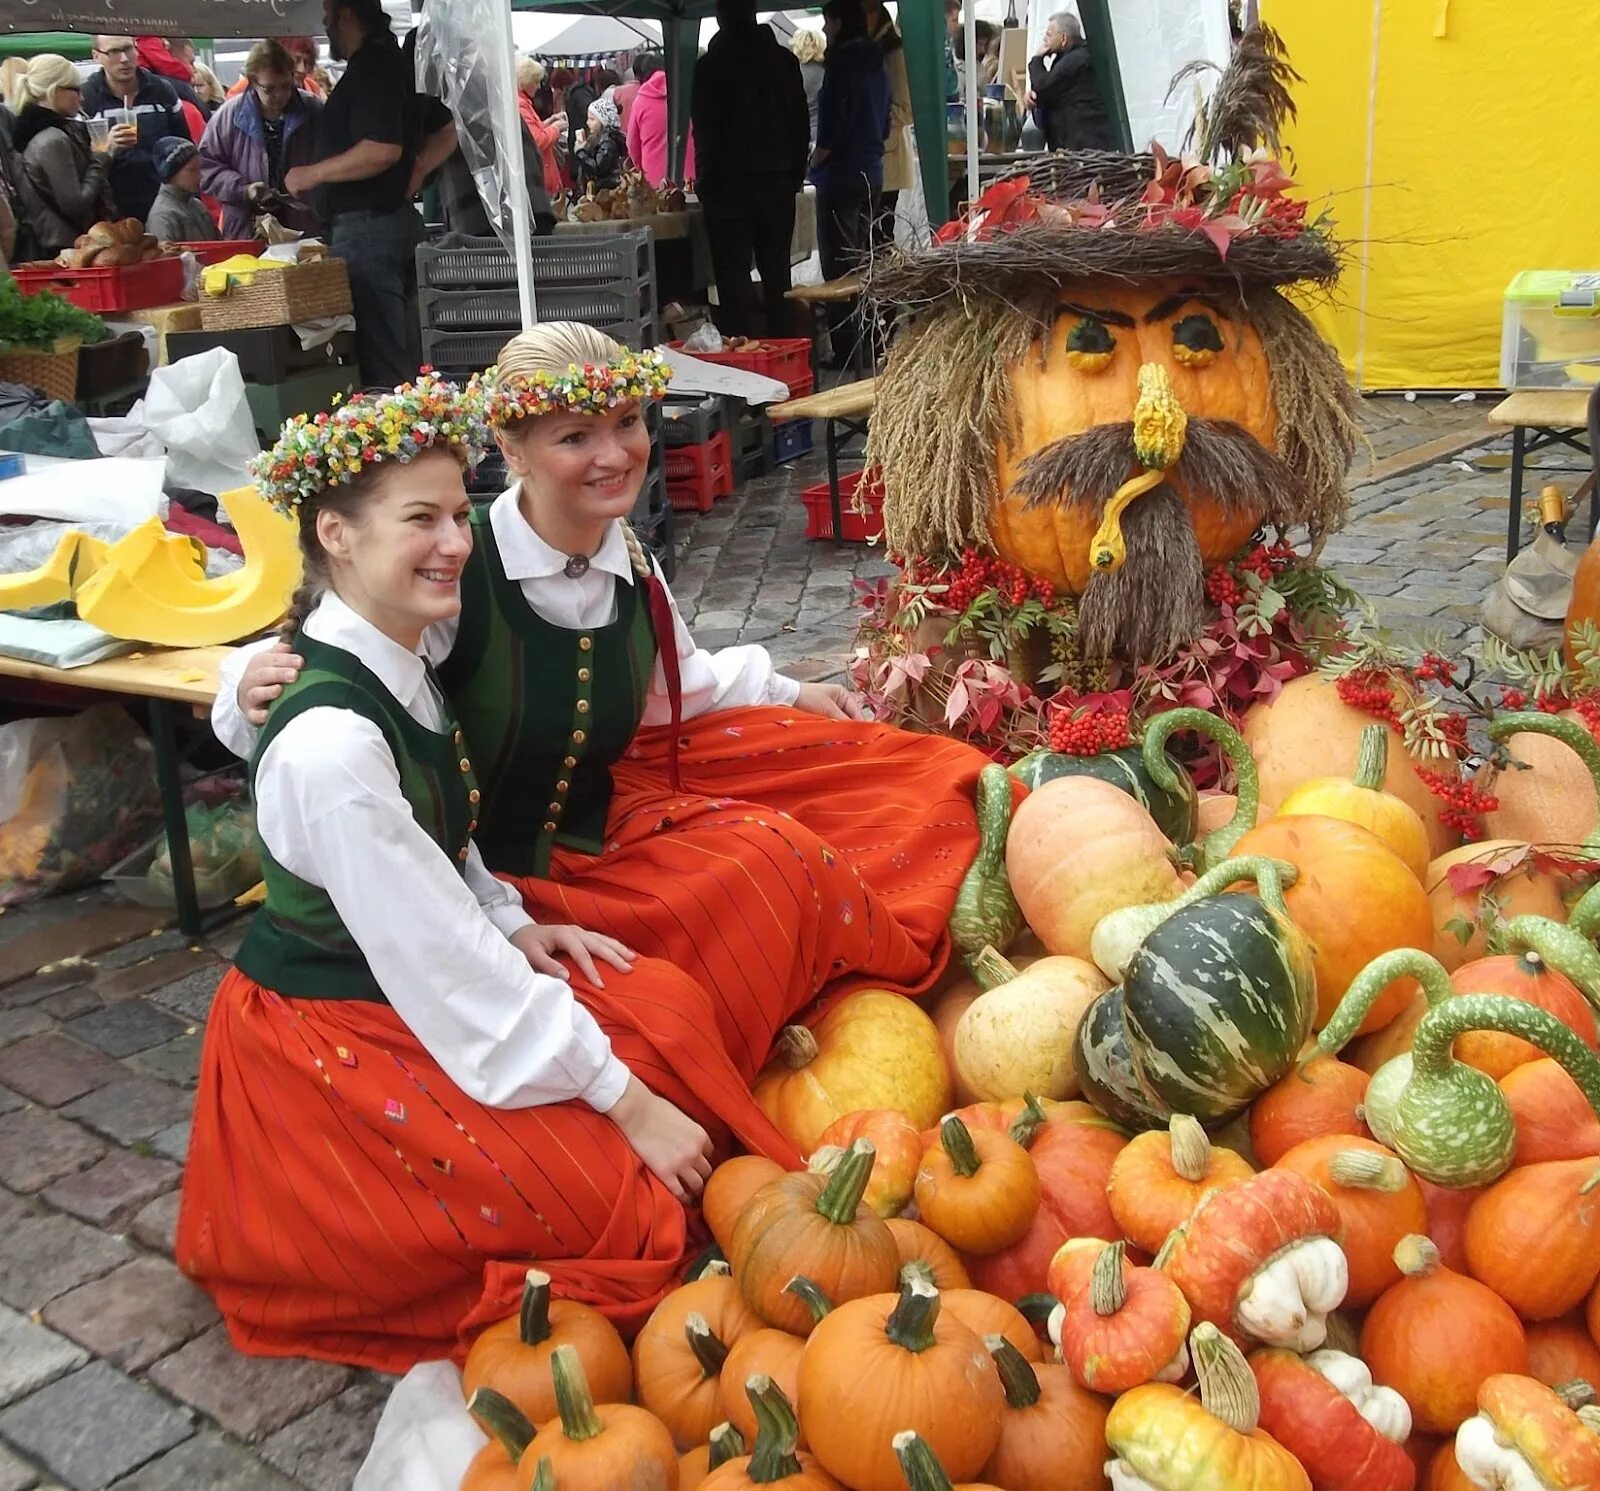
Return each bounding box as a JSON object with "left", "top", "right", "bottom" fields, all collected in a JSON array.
[
  {"left": 250, "top": 372, "right": 491, "bottom": 514},
  {"left": 482, "top": 348, "right": 673, "bottom": 428}
]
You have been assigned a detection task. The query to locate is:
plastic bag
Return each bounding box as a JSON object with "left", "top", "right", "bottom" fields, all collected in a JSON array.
[
  {"left": 354, "top": 1361, "right": 482, "bottom": 1491},
  {"left": 682, "top": 322, "right": 725, "bottom": 353},
  {"left": 144, "top": 800, "right": 257, "bottom": 899},
  {"left": 0, "top": 705, "right": 161, "bottom": 906},
  {"left": 142, "top": 347, "right": 261, "bottom": 497}
]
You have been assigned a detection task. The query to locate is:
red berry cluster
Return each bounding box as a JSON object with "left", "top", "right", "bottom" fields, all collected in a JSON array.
[
  {"left": 1335, "top": 668, "right": 1401, "bottom": 727},
  {"left": 1048, "top": 708, "right": 1132, "bottom": 756},
  {"left": 1205, "top": 565, "right": 1246, "bottom": 607},
  {"left": 1414, "top": 652, "right": 1459, "bottom": 687},
  {"left": 1537, "top": 691, "right": 1569, "bottom": 714},
  {"left": 1204, "top": 540, "right": 1297, "bottom": 609},
  {"left": 1419, "top": 769, "right": 1499, "bottom": 842},
  {"left": 903, "top": 547, "right": 1057, "bottom": 612},
  {"left": 1435, "top": 712, "right": 1470, "bottom": 755},
  {"left": 1499, "top": 687, "right": 1528, "bottom": 711},
  {"left": 1574, "top": 696, "right": 1600, "bottom": 739}
]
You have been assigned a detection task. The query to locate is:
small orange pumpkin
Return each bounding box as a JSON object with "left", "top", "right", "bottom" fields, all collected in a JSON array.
[
  {"left": 979, "top": 1336, "right": 1112, "bottom": 1491},
  {"left": 1249, "top": 1054, "right": 1371, "bottom": 1167},
  {"left": 1415, "top": 1178, "right": 1482, "bottom": 1274},
  {"left": 716, "top": 1279, "right": 830, "bottom": 1451},
  {"left": 1524, "top": 1315, "right": 1600, "bottom": 1391},
  {"left": 680, "top": 1423, "right": 747, "bottom": 1490},
  {"left": 1461, "top": 1157, "right": 1600, "bottom": 1320},
  {"left": 811, "top": 1109, "right": 923, "bottom": 1218},
  {"left": 531, "top": 1344, "right": 679, "bottom": 1491},
  {"left": 1458, "top": 1373, "right": 1600, "bottom": 1491},
  {"left": 461, "top": 1388, "right": 536, "bottom": 1491},
  {"left": 1425, "top": 843, "right": 1567, "bottom": 971},
  {"left": 704, "top": 1156, "right": 786, "bottom": 1256},
  {"left": 912, "top": 1116, "right": 1039, "bottom": 1256},
  {"left": 1501, "top": 1057, "right": 1600, "bottom": 1166},
  {"left": 1107, "top": 1113, "right": 1253, "bottom": 1256},
  {"left": 1057, "top": 1241, "right": 1190, "bottom": 1394},
  {"left": 702, "top": 1376, "right": 842, "bottom": 1490},
  {"left": 1045, "top": 1237, "right": 1110, "bottom": 1310},
  {"left": 885, "top": 1218, "right": 972, "bottom": 1291},
  {"left": 1448, "top": 943, "right": 1600, "bottom": 1081}
]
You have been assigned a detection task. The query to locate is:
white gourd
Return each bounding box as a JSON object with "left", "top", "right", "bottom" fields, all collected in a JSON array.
[{"left": 1234, "top": 1237, "right": 1348, "bottom": 1350}]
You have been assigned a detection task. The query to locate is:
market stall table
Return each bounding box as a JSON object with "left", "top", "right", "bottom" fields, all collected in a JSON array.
[
  {"left": 1488, "top": 388, "right": 1596, "bottom": 561},
  {"left": 0, "top": 644, "right": 232, "bottom": 937}
]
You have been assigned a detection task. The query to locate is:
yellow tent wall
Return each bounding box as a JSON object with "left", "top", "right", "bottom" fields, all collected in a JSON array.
[{"left": 1262, "top": 0, "right": 1600, "bottom": 391}]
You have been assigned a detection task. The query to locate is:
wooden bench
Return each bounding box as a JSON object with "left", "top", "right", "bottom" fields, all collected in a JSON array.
[
  {"left": 771, "top": 377, "right": 876, "bottom": 541},
  {"left": 0, "top": 646, "right": 233, "bottom": 936},
  {"left": 1488, "top": 388, "right": 1596, "bottom": 561}
]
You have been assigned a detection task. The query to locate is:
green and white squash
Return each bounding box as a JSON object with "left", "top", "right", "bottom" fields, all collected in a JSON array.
[
  {"left": 1072, "top": 987, "right": 1169, "bottom": 1132},
  {"left": 1140, "top": 707, "right": 1261, "bottom": 871},
  {"left": 1009, "top": 743, "right": 1199, "bottom": 847},
  {"left": 949, "top": 763, "right": 1023, "bottom": 958}
]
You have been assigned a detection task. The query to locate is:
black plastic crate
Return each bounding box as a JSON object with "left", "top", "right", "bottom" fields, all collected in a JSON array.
[
  {"left": 422, "top": 321, "right": 648, "bottom": 378},
  {"left": 660, "top": 394, "right": 731, "bottom": 449},
  {"left": 417, "top": 231, "right": 655, "bottom": 292},
  {"left": 419, "top": 280, "right": 657, "bottom": 336},
  {"left": 772, "top": 418, "right": 814, "bottom": 464},
  {"left": 167, "top": 325, "right": 357, "bottom": 385}
]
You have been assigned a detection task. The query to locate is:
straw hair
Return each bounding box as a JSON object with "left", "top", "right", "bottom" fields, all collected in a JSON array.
[
  {"left": 17, "top": 54, "right": 80, "bottom": 108},
  {"left": 496, "top": 322, "right": 628, "bottom": 383}
]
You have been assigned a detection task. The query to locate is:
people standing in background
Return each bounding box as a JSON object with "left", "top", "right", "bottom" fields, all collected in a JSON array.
[
  {"left": 612, "top": 55, "right": 649, "bottom": 129},
  {"left": 573, "top": 96, "right": 627, "bottom": 194},
  {"left": 515, "top": 58, "right": 567, "bottom": 203},
  {"left": 145, "top": 138, "right": 219, "bottom": 242},
  {"left": 200, "top": 40, "right": 323, "bottom": 239},
  {"left": 625, "top": 54, "right": 693, "bottom": 189},
  {"left": 82, "top": 35, "right": 191, "bottom": 223},
  {"left": 562, "top": 70, "right": 597, "bottom": 162},
  {"left": 693, "top": 0, "right": 809, "bottom": 338},
  {"left": 227, "top": 37, "right": 325, "bottom": 102},
  {"left": 135, "top": 37, "right": 203, "bottom": 112},
  {"left": 943, "top": 0, "right": 961, "bottom": 99},
  {"left": 1026, "top": 11, "right": 1115, "bottom": 151},
  {"left": 790, "top": 30, "right": 825, "bottom": 150},
  {"left": 172, "top": 41, "right": 228, "bottom": 114},
  {"left": 810, "top": 0, "right": 887, "bottom": 366},
  {"left": 12, "top": 54, "right": 122, "bottom": 255},
  {"left": 862, "top": 0, "right": 910, "bottom": 254},
  {"left": 284, "top": 0, "right": 444, "bottom": 388}
]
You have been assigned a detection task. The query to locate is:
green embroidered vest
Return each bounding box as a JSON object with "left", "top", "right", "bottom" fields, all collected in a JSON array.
[
  {"left": 437, "top": 508, "right": 661, "bottom": 878},
  {"left": 234, "top": 633, "right": 479, "bottom": 1002}
]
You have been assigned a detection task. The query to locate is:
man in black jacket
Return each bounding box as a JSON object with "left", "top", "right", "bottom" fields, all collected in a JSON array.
[
  {"left": 82, "top": 35, "right": 191, "bottom": 222},
  {"left": 1026, "top": 11, "right": 1115, "bottom": 152},
  {"left": 692, "top": 0, "right": 810, "bottom": 337}
]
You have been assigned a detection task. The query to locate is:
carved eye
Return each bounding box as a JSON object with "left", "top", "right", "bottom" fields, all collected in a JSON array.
[
  {"left": 1064, "top": 316, "right": 1115, "bottom": 373},
  {"left": 1172, "top": 313, "right": 1224, "bottom": 367}
]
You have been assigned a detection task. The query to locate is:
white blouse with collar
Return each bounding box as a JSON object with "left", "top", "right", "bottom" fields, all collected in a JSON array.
[
  {"left": 250, "top": 592, "right": 630, "bottom": 1114},
  {"left": 214, "top": 486, "right": 799, "bottom": 758}
]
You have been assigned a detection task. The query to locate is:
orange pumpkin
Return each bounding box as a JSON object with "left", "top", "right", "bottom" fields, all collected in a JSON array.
[
  {"left": 702, "top": 1377, "right": 842, "bottom": 1490},
  {"left": 1482, "top": 710, "right": 1600, "bottom": 848},
  {"left": 462, "top": 1389, "right": 536, "bottom": 1491},
  {"left": 1502, "top": 1058, "right": 1600, "bottom": 1166},
  {"left": 681, "top": 1424, "right": 747, "bottom": 1490},
  {"left": 931, "top": 1284, "right": 1044, "bottom": 1365},
  {"left": 461, "top": 1269, "right": 632, "bottom": 1427},
  {"left": 1461, "top": 1158, "right": 1600, "bottom": 1320},
  {"left": 1249, "top": 1054, "right": 1371, "bottom": 1166},
  {"left": 1424, "top": 843, "right": 1567, "bottom": 971},
  {"left": 1277, "top": 724, "right": 1432, "bottom": 880},
  {"left": 1005, "top": 777, "right": 1183, "bottom": 960},
  {"left": 980, "top": 1336, "right": 1112, "bottom": 1491},
  {"left": 716, "top": 1280, "right": 830, "bottom": 1450},
  {"left": 1231, "top": 816, "right": 1435, "bottom": 1032},
  {"left": 1241, "top": 675, "right": 1456, "bottom": 856},
  {"left": 1461, "top": 1373, "right": 1600, "bottom": 1491},
  {"left": 1424, "top": 1443, "right": 1477, "bottom": 1491},
  {"left": 1448, "top": 946, "right": 1600, "bottom": 1080},
  {"left": 1415, "top": 1179, "right": 1482, "bottom": 1274},
  {"left": 1107, "top": 1113, "right": 1253, "bottom": 1256},
  {"left": 912, "top": 1116, "right": 1039, "bottom": 1256},
  {"left": 531, "top": 1345, "right": 679, "bottom": 1491},
  {"left": 1360, "top": 1236, "right": 1529, "bottom": 1435},
  {"left": 1058, "top": 1241, "right": 1190, "bottom": 1394},
  {"left": 1524, "top": 1315, "right": 1600, "bottom": 1391},
  {"left": 991, "top": 279, "right": 1275, "bottom": 596},
  {"left": 885, "top": 1218, "right": 972, "bottom": 1290},
  {"left": 704, "top": 1157, "right": 786, "bottom": 1256},
  {"left": 946, "top": 1092, "right": 1114, "bottom": 1142},
  {"left": 1046, "top": 1236, "right": 1111, "bottom": 1310},
  {"left": 1273, "top": 1136, "right": 1428, "bottom": 1308},
  {"left": 811, "top": 1109, "right": 923, "bottom": 1218},
  {"left": 753, "top": 993, "right": 951, "bottom": 1154}
]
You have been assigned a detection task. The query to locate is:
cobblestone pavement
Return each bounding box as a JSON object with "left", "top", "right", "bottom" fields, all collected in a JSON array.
[{"left": 0, "top": 391, "right": 1576, "bottom": 1489}]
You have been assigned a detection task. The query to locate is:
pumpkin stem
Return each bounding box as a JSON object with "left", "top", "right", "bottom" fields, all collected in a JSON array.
[
  {"left": 1578, "top": 1405, "right": 1600, "bottom": 1434},
  {"left": 518, "top": 1268, "right": 553, "bottom": 1346},
  {"left": 1152, "top": 1225, "right": 1185, "bottom": 1272},
  {"left": 1007, "top": 1093, "right": 1048, "bottom": 1147},
  {"left": 1327, "top": 1149, "right": 1409, "bottom": 1192},
  {"left": 1487, "top": 712, "right": 1600, "bottom": 861},
  {"left": 1351, "top": 724, "right": 1390, "bottom": 792},
  {"left": 1316, "top": 948, "right": 1452, "bottom": 1060},
  {"left": 776, "top": 1025, "right": 819, "bottom": 1070},
  {"left": 1392, "top": 1234, "right": 1442, "bottom": 1279},
  {"left": 1497, "top": 914, "right": 1600, "bottom": 1019},
  {"left": 1190, "top": 1322, "right": 1261, "bottom": 1434},
  {"left": 899, "top": 1258, "right": 936, "bottom": 1291},
  {"left": 743, "top": 1374, "right": 805, "bottom": 1483},
  {"left": 465, "top": 1388, "right": 536, "bottom": 1462},
  {"left": 815, "top": 1138, "right": 877, "bottom": 1224},
  {"left": 938, "top": 1115, "right": 982, "bottom": 1178},
  {"left": 700, "top": 1258, "right": 733, "bottom": 1279},
  {"left": 885, "top": 1274, "right": 942, "bottom": 1353},
  {"left": 1167, "top": 1114, "right": 1210, "bottom": 1182},
  {"left": 1015, "top": 1291, "right": 1059, "bottom": 1327},
  {"left": 891, "top": 1431, "right": 957, "bottom": 1491},
  {"left": 984, "top": 1333, "right": 1042, "bottom": 1409},
  {"left": 707, "top": 1422, "right": 747, "bottom": 1472},
  {"left": 549, "top": 1344, "right": 604, "bottom": 1442},
  {"left": 1553, "top": 1380, "right": 1597, "bottom": 1411},
  {"left": 1090, "top": 1241, "right": 1127, "bottom": 1316},
  {"left": 807, "top": 1144, "right": 846, "bottom": 1178},
  {"left": 1141, "top": 707, "right": 1261, "bottom": 870},
  {"left": 684, "top": 1312, "right": 729, "bottom": 1379},
  {"left": 684, "top": 1246, "right": 729, "bottom": 1281},
  {"left": 783, "top": 1275, "right": 833, "bottom": 1324},
  {"left": 529, "top": 1457, "right": 555, "bottom": 1491},
  {"left": 971, "top": 944, "right": 1019, "bottom": 990}
]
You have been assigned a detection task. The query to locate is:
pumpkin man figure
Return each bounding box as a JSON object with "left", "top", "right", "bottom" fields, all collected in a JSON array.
[{"left": 867, "top": 26, "right": 1360, "bottom": 665}]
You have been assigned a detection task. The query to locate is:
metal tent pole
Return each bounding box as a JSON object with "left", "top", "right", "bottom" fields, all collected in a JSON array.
[
  {"left": 963, "top": 0, "right": 979, "bottom": 208},
  {"left": 497, "top": 0, "right": 538, "bottom": 323}
]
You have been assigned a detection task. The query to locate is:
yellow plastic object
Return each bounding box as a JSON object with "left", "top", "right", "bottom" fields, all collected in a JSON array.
[
  {"left": 200, "top": 255, "right": 287, "bottom": 298},
  {"left": 0, "top": 529, "right": 101, "bottom": 610},
  {"left": 76, "top": 484, "right": 301, "bottom": 647},
  {"left": 0, "top": 525, "right": 206, "bottom": 613}
]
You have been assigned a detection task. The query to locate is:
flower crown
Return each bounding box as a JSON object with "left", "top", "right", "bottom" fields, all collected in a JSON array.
[
  {"left": 483, "top": 348, "right": 672, "bottom": 428},
  {"left": 250, "top": 371, "right": 491, "bottom": 514}
]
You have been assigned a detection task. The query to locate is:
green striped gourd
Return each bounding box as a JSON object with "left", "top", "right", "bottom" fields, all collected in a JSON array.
[{"left": 949, "top": 763, "right": 1023, "bottom": 958}]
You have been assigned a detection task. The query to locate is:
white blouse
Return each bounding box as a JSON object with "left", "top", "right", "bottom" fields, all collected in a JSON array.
[
  {"left": 214, "top": 487, "right": 798, "bottom": 757},
  {"left": 250, "top": 592, "right": 630, "bottom": 1114}
]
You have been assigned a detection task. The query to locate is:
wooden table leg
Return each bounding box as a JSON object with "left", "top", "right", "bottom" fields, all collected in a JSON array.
[
  {"left": 826, "top": 417, "right": 843, "bottom": 542},
  {"left": 1507, "top": 423, "right": 1527, "bottom": 563},
  {"left": 146, "top": 698, "right": 202, "bottom": 939}
]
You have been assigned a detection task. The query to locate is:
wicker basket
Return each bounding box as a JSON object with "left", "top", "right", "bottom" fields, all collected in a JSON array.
[
  {"left": 0, "top": 337, "right": 81, "bottom": 401},
  {"left": 200, "top": 258, "right": 353, "bottom": 332}
]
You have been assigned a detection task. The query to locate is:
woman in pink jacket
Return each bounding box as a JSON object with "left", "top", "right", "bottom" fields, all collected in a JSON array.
[
  {"left": 624, "top": 55, "right": 694, "bottom": 187},
  {"left": 516, "top": 57, "right": 567, "bottom": 200}
]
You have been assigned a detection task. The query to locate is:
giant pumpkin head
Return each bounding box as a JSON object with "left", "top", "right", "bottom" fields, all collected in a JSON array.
[{"left": 867, "top": 27, "right": 1359, "bottom": 664}]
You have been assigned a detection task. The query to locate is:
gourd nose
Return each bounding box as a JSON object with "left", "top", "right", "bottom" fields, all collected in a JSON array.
[{"left": 1132, "top": 362, "right": 1187, "bottom": 472}]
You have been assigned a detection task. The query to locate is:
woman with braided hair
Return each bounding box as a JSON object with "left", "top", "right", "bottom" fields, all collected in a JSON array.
[{"left": 209, "top": 325, "right": 1007, "bottom": 1369}]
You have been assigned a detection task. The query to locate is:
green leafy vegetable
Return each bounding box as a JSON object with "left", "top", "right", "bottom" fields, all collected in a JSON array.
[{"left": 0, "top": 273, "right": 109, "bottom": 352}]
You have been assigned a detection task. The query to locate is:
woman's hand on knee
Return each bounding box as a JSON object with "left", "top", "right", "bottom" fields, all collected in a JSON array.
[
  {"left": 793, "top": 681, "right": 872, "bottom": 721},
  {"left": 239, "top": 641, "right": 303, "bottom": 725},
  {"left": 608, "top": 1076, "right": 714, "bottom": 1204},
  {"left": 510, "top": 924, "right": 636, "bottom": 988}
]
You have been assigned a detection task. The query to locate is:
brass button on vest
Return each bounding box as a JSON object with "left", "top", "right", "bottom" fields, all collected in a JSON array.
[
  {"left": 457, "top": 846, "right": 469, "bottom": 861},
  {"left": 543, "top": 820, "right": 557, "bottom": 833},
  {"left": 469, "top": 789, "right": 481, "bottom": 805},
  {"left": 575, "top": 699, "right": 590, "bottom": 714},
  {"left": 563, "top": 755, "right": 577, "bottom": 768},
  {"left": 578, "top": 636, "right": 593, "bottom": 651},
  {"left": 459, "top": 758, "right": 471, "bottom": 773},
  {"left": 556, "top": 779, "right": 570, "bottom": 792},
  {"left": 577, "top": 667, "right": 591, "bottom": 682},
  {"left": 468, "top": 819, "right": 478, "bottom": 833},
  {"left": 548, "top": 801, "right": 562, "bottom": 814},
  {"left": 572, "top": 729, "right": 587, "bottom": 745}
]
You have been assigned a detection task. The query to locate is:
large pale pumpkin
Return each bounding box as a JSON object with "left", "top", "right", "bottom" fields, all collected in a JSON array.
[
  {"left": 754, "top": 993, "right": 951, "bottom": 1153},
  {"left": 1241, "top": 675, "right": 1456, "bottom": 856},
  {"left": 1480, "top": 711, "right": 1600, "bottom": 848},
  {"left": 990, "top": 279, "right": 1275, "bottom": 595}
]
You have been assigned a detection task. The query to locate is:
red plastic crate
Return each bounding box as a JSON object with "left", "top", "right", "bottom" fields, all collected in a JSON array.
[
  {"left": 666, "top": 429, "right": 733, "bottom": 512},
  {"left": 11, "top": 255, "right": 185, "bottom": 313},
  {"left": 178, "top": 239, "right": 265, "bottom": 266},
  {"left": 667, "top": 337, "right": 814, "bottom": 398},
  {"left": 802, "top": 469, "right": 884, "bottom": 542}
]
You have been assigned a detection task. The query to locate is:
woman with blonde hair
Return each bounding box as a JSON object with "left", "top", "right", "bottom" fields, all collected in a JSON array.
[
  {"left": 515, "top": 55, "right": 566, "bottom": 201},
  {"left": 12, "top": 54, "right": 124, "bottom": 255},
  {"left": 791, "top": 26, "right": 826, "bottom": 146},
  {"left": 213, "top": 326, "right": 1007, "bottom": 1367}
]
